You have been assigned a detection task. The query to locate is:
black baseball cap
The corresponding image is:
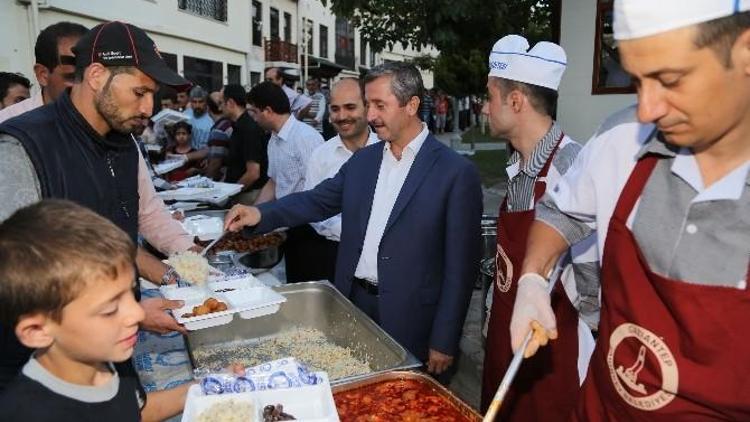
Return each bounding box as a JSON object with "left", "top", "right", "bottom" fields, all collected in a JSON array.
[{"left": 72, "top": 21, "right": 190, "bottom": 88}]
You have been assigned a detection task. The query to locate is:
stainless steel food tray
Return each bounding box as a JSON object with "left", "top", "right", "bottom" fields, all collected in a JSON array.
[
  {"left": 332, "top": 370, "right": 482, "bottom": 421},
  {"left": 184, "top": 281, "right": 422, "bottom": 385}
]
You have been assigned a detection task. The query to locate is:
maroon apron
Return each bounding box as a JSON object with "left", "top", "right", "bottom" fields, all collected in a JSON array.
[
  {"left": 482, "top": 135, "right": 581, "bottom": 421},
  {"left": 573, "top": 155, "right": 750, "bottom": 420}
]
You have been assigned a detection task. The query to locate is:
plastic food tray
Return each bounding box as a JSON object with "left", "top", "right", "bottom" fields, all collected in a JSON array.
[
  {"left": 161, "top": 275, "right": 286, "bottom": 330},
  {"left": 181, "top": 374, "right": 340, "bottom": 422},
  {"left": 181, "top": 215, "right": 223, "bottom": 241}
]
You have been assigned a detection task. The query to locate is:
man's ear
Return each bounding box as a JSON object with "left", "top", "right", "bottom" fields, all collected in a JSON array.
[
  {"left": 15, "top": 313, "right": 55, "bottom": 350},
  {"left": 85, "top": 63, "right": 110, "bottom": 92},
  {"left": 734, "top": 28, "right": 750, "bottom": 77},
  {"left": 406, "top": 95, "right": 420, "bottom": 116},
  {"left": 33, "top": 64, "right": 50, "bottom": 88},
  {"left": 508, "top": 90, "right": 525, "bottom": 113}
]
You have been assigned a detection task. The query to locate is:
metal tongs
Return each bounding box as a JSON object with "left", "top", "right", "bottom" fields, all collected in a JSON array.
[
  {"left": 200, "top": 230, "right": 226, "bottom": 257},
  {"left": 483, "top": 260, "right": 564, "bottom": 422}
]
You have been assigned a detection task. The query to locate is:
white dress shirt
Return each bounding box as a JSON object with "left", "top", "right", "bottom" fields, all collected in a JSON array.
[
  {"left": 267, "top": 115, "right": 324, "bottom": 198},
  {"left": 304, "top": 130, "right": 380, "bottom": 241},
  {"left": 354, "top": 124, "right": 429, "bottom": 283}
]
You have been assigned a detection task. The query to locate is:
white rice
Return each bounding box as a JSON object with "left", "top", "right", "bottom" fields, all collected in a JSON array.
[
  {"left": 195, "top": 399, "right": 255, "bottom": 422},
  {"left": 168, "top": 251, "right": 210, "bottom": 285}
]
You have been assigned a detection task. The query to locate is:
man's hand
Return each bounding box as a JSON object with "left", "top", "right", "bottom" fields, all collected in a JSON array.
[
  {"left": 510, "top": 273, "right": 557, "bottom": 358},
  {"left": 426, "top": 349, "right": 454, "bottom": 375},
  {"left": 140, "top": 298, "right": 188, "bottom": 335},
  {"left": 224, "top": 204, "right": 261, "bottom": 232}
]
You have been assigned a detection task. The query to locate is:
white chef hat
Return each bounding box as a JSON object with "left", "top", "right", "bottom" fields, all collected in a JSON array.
[
  {"left": 614, "top": 0, "right": 750, "bottom": 40},
  {"left": 487, "top": 35, "right": 567, "bottom": 91}
]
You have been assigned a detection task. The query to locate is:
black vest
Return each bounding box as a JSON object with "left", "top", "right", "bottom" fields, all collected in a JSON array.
[
  {"left": 0, "top": 91, "right": 140, "bottom": 390},
  {"left": 0, "top": 91, "right": 139, "bottom": 242}
]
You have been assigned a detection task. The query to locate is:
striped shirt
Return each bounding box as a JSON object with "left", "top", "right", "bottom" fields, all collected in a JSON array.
[
  {"left": 301, "top": 92, "right": 326, "bottom": 133},
  {"left": 267, "top": 115, "right": 325, "bottom": 198},
  {"left": 505, "top": 122, "right": 579, "bottom": 211}
]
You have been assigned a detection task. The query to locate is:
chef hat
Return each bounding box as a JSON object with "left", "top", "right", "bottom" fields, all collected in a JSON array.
[
  {"left": 614, "top": 0, "right": 750, "bottom": 40},
  {"left": 487, "top": 35, "right": 567, "bottom": 91}
]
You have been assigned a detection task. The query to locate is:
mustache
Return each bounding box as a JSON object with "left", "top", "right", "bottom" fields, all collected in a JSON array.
[{"left": 333, "top": 119, "right": 357, "bottom": 125}]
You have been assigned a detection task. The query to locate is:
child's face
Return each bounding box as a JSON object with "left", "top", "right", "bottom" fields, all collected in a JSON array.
[
  {"left": 49, "top": 266, "right": 144, "bottom": 364},
  {"left": 174, "top": 128, "right": 190, "bottom": 146}
]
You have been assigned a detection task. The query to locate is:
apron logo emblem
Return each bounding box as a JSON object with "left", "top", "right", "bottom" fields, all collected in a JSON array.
[
  {"left": 607, "top": 323, "right": 679, "bottom": 411},
  {"left": 495, "top": 246, "right": 513, "bottom": 293}
]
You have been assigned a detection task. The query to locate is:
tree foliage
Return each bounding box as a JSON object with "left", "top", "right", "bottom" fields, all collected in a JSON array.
[{"left": 323, "top": 0, "right": 554, "bottom": 96}]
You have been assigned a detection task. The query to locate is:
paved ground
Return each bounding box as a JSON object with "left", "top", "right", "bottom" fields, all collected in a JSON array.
[{"left": 435, "top": 130, "right": 508, "bottom": 410}]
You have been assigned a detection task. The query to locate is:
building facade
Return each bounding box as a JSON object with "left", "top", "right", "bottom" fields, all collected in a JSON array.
[{"left": 1, "top": 0, "right": 437, "bottom": 93}]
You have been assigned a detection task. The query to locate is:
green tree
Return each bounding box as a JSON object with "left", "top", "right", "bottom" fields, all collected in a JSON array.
[{"left": 324, "top": 0, "right": 554, "bottom": 96}]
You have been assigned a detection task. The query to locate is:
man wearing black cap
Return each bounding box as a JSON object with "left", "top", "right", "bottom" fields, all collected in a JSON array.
[{"left": 0, "top": 21, "right": 193, "bottom": 421}]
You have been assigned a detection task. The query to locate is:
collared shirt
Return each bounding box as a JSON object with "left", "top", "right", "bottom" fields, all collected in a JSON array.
[
  {"left": 505, "top": 121, "right": 580, "bottom": 211},
  {"left": 304, "top": 130, "right": 380, "bottom": 241},
  {"left": 184, "top": 108, "right": 214, "bottom": 150},
  {"left": 537, "top": 105, "right": 750, "bottom": 287},
  {"left": 354, "top": 124, "right": 429, "bottom": 283},
  {"left": 267, "top": 115, "right": 324, "bottom": 198},
  {"left": 0, "top": 90, "right": 43, "bottom": 124}
]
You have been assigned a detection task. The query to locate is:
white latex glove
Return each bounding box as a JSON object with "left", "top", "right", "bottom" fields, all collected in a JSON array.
[{"left": 510, "top": 273, "right": 558, "bottom": 358}]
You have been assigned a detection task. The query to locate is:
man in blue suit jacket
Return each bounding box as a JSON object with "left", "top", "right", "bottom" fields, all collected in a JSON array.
[{"left": 227, "top": 62, "right": 482, "bottom": 375}]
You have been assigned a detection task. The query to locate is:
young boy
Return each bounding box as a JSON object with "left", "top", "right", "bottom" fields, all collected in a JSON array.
[{"left": 0, "top": 200, "right": 146, "bottom": 421}]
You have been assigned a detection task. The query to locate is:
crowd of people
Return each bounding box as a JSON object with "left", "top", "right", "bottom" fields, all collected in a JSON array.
[{"left": 0, "top": 1, "right": 750, "bottom": 420}]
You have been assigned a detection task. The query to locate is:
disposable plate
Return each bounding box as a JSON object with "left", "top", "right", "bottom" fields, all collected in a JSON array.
[{"left": 181, "top": 374, "right": 339, "bottom": 422}]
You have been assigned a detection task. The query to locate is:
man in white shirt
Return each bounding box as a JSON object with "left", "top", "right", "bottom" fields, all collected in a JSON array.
[
  {"left": 246, "top": 81, "right": 324, "bottom": 282},
  {"left": 226, "top": 63, "right": 483, "bottom": 376},
  {"left": 301, "top": 78, "right": 379, "bottom": 282}
]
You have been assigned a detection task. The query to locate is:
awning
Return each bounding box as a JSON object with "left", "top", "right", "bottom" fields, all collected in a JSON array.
[{"left": 302, "top": 56, "right": 349, "bottom": 79}]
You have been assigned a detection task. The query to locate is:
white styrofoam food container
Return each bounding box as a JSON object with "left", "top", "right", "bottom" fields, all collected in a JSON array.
[
  {"left": 182, "top": 215, "right": 223, "bottom": 241},
  {"left": 161, "top": 274, "right": 285, "bottom": 330},
  {"left": 181, "top": 376, "right": 340, "bottom": 422}
]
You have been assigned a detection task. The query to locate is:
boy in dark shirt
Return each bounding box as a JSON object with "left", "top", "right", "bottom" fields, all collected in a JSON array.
[{"left": 0, "top": 200, "right": 146, "bottom": 421}]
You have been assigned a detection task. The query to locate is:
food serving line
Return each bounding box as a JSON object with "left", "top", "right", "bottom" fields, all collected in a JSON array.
[{"left": 134, "top": 207, "right": 483, "bottom": 421}]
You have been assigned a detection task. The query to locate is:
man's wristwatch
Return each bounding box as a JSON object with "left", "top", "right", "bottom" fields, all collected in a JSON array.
[{"left": 161, "top": 266, "right": 178, "bottom": 286}]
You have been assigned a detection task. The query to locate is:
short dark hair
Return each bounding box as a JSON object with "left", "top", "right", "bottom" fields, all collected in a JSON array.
[
  {"left": 160, "top": 86, "right": 178, "bottom": 103},
  {"left": 694, "top": 11, "right": 750, "bottom": 67},
  {"left": 0, "top": 200, "right": 135, "bottom": 327},
  {"left": 247, "top": 81, "right": 290, "bottom": 114},
  {"left": 0, "top": 72, "right": 31, "bottom": 101},
  {"left": 35, "top": 22, "right": 88, "bottom": 71},
  {"left": 172, "top": 120, "right": 192, "bottom": 134},
  {"left": 493, "top": 77, "right": 558, "bottom": 117},
  {"left": 364, "top": 62, "right": 424, "bottom": 107},
  {"left": 223, "top": 84, "right": 247, "bottom": 108}
]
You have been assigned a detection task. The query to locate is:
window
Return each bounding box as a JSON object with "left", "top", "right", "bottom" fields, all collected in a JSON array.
[
  {"left": 369, "top": 47, "right": 376, "bottom": 67},
  {"left": 252, "top": 1, "right": 262, "bottom": 46},
  {"left": 284, "top": 12, "right": 292, "bottom": 42},
  {"left": 305, "top": 19, "right": 314, "bottom": 56},
  {"left": 160, "top": 52, "right": 178, "bottom": 72},
  {"left": 270, "top": 7, "right": 280, "bottom": 40},
  {"left": 228, "top": 64, "right": 241, "bottom": 85},
  {"left": 592, "top": 0, "right": 635, "bottom": 94},
  {"left": 183, "top": 55, "right": 223, "bottom": 92},
  {"left": 335, "top": 17, "right": 355, "bottom": 69},
  {"left": 319, "top": 25, "right": 328, "bottom": 58},
  {"left": 359, "top": 36, "right": 366, "bottom": 66},
  {"left": 250, "top": 71, "right": 261, "bottom": 87},
  {"left": 178, "top": 0, "right": 227, "bottom": 22}
]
